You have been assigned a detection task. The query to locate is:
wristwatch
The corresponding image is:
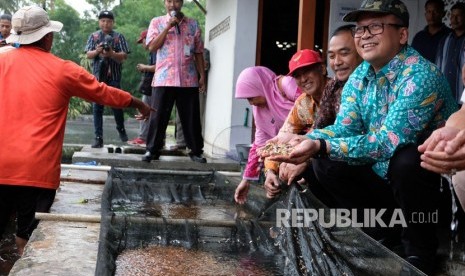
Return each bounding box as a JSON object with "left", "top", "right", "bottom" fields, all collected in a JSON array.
[{"left": 314, "top": 138, "right": 328, "bottom": 159}]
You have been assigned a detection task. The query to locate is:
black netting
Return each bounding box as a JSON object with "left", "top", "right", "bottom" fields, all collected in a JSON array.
[{"left": 95, "top": 168, "right": 424, "bottom": 276}]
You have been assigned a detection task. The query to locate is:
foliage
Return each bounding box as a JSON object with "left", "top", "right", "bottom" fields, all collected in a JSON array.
[
  {"left": 182, "top": 0, "right": 206, "bottom": 39},
  {"left": 0, "top": 0, "right": 21, "bottom": 14},
  {"left": 68, "top": 97, "right": 92, "bottom": 119},
  {"left": 84, "top": 0, "right": 116, "bottom": 11},
  {"left": 111, "top": 0, "right": 165, "bottom": 97}
]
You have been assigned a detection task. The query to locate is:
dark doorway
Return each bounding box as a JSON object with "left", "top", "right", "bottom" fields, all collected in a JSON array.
[{"left": 258, "top": 0, "right": 299, "bottom": 75}]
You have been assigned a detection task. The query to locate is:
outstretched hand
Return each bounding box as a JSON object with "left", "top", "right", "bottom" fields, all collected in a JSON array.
[
  {"left": 234, "top": 179, "right": 250, "bottom": 204},
  {"left": 444, "top": 129, "right": 465, "bottom": 154},
  {"left": 261, "top": 133, "right": 300, "bottom": 150},
  {"left": 264, "top": 137, "right": 317, "bottom": 165},
  {"left": 418, "top": 126, "right": 460, "bottom": 153},
  {"left": 135, "top": 105, "right": 155, "bottom": 121},
  {"left": 420, "top": 129, "right": 465, "bottom": 174}
]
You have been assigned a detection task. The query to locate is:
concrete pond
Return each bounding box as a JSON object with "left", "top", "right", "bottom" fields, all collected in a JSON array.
[{"left": 1, "top": 116, "right": 465, "bottom": 275}]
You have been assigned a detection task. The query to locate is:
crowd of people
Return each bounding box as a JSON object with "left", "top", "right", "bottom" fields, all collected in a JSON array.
[{"left": 3, "top": 0, "right": 465, "bottom": 275}]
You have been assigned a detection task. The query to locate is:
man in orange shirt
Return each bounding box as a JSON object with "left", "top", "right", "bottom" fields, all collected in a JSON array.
[{"left": 0, "top": 6, "right": 151, "bottom": 255}]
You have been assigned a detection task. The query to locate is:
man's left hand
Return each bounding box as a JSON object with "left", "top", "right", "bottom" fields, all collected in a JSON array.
[{"left": 199, "top": 76, "right": 206, "bottom": 93}]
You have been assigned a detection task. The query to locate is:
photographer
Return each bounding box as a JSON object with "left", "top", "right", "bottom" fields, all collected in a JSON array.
[{"left": 85, "top": 10, "right": 129, "bottom": 148}]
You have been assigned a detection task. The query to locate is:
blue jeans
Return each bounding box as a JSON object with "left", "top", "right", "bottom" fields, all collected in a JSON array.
[{"left": 92, "top": 81, "right": 125, "bottom": 138}]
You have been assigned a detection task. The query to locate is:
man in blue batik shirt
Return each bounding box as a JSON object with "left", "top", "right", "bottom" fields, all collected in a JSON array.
[{"left": 262, "top": 0, "right": 457, "bottom": 274}]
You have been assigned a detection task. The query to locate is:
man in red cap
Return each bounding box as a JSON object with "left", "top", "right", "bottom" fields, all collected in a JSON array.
[
  {"left": 277, "top": 49, "right": 329, "bottom": 135},
  {"left": 260, "top": 49, "right": 329, "bottom": 198}
]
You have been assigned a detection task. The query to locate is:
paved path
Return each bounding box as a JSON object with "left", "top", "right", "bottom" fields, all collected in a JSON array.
[{"left": 64, "top": 115, "right": 176, "bottom": 146}]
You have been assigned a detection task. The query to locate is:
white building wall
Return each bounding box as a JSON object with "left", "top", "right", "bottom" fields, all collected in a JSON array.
[{"left": 203, "top": 0, "right": 259, "bottom": 159}]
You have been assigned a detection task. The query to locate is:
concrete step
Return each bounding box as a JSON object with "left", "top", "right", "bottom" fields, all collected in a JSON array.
[{"left": 72, "top": 145, "right": 241, "bottom": 172}]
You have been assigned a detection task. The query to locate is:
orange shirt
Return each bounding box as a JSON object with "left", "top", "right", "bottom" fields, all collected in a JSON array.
[{"left": 0, "top": 47, "right": 132, "bottom": 189}]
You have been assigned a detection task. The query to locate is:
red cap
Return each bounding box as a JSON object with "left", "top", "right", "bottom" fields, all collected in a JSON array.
[
  {"left": 288, "top": 49, "right": 323, "bottom": 76},
  {"left": 136, "top": 30, "right": 148, "bottom": 44}
]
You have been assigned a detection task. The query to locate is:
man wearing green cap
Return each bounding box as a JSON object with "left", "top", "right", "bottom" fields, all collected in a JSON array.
[{"left": 262, "top": 0, "right": 457, "bottom": 274}]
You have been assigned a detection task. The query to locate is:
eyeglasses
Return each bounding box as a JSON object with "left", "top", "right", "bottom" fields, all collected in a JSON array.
[{"left": 351, "top": 23, "right": 404, "bottom": 38}]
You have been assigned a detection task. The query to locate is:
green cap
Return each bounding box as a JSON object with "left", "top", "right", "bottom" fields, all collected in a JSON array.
[{"left": 343, "top": 0, "right": 409, "bottom": 27}]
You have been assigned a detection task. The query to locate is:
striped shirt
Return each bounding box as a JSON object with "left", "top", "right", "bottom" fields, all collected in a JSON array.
[{"left": 85, "top": 30, "right": 129, "bottom": 83}]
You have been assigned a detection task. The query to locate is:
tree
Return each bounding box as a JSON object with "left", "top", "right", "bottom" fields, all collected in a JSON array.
[
  {"left": 85, "top": 0, "right": 116, "bottom": 11},
  {"left": 183, "top": 0, "right": 206, "bottom": 38},
  {"left": 0, "top": 0, "right": 21, "bottom": 14}
]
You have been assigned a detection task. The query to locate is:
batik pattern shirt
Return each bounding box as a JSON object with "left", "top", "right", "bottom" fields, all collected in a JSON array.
[
  {"left": 314, "top": 78, "right": 344, "bottom": 129},
  {"left": 147, "top": 14, "right": 204, "bottom": 87},
  {"left": 308, "top": 45, "right": 457, "bottom": 178},
  {"left": 265, "top": 78, "right": 332, "bottom": 173},
  {"left": 279, "top": 89, "right": 324, "bottom": 134}
]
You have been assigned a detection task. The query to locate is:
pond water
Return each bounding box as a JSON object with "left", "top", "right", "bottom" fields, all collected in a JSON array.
[
  {"left": 101, "top": 170, "right": 285, "bottom": 275},
  {"left": 0, "top": 218, "right": 20, "bottom": 276},
  {"left": 115, "top": 244, "right": 281, "bottom": 276},
  {"left": 112, "top": 200, "right": 284, "bottom": 275}
]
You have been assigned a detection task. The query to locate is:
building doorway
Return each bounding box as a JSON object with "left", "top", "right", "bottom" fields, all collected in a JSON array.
[
  {"left": 257, "top": 0, "right": 329, "bottom": 75},
  {"left": 257, "top": 0, "right": 299, "bottom": 75}
]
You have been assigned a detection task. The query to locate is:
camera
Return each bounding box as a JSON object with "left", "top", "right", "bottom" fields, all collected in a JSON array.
[
  {"left": 102, "top": 43, "right": 110, "bottom": 51},
  {"left": 96, "top": 35, "right": 114, "bottom": 83},
  {"left": 101, "top": 35, "right": 113, "bottom": 52}
]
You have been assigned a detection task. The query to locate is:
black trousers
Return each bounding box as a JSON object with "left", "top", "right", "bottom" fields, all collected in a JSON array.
[
  {"left": 0, "top": 185, "right": 56, "bottom": 240},
  {"left": 146, "top": 87, "right": 204, "bottom": 155},
  {"left": 309, "top": 144, "right": 443, "bottom": 258}
]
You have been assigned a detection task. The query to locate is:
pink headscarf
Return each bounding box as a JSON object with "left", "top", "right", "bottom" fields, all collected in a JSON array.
[{"left": 235, "top": 66, "right": 300, "bottom": 146}]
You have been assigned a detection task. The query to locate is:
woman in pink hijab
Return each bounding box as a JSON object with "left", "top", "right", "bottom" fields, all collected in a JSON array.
[{"left": 234, "top": 66, "right": 301, "bottom": 204}]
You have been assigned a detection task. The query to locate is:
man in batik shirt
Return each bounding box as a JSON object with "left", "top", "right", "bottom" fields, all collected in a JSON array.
[{"left": 143, "top": 0, "right": 206, "bottom": 163}]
